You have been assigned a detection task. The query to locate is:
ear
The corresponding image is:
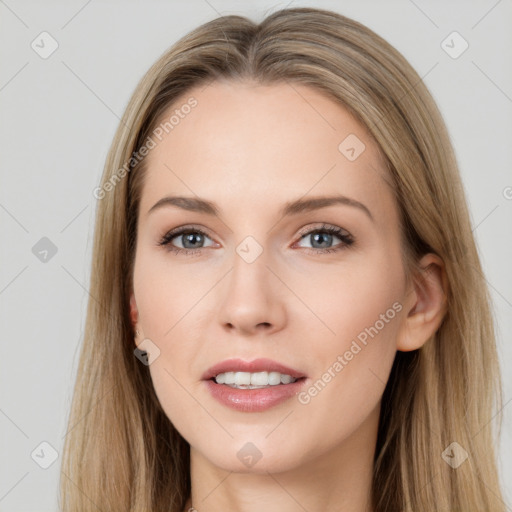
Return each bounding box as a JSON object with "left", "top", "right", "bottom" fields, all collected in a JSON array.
[
  {"left": 130, "top": 292, "right": 139, "bottom": 331},
  {"left": 396, "top": 253, "right": 448, "bottom": 352}
]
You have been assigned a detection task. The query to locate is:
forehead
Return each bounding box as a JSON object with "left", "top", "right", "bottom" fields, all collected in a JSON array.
[{"left": 139, "top": 79, "right": 394, "bottom": 222}]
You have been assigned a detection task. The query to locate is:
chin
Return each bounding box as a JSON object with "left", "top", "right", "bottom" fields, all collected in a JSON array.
[{"left": 197, "top": 439, "right": 306, "bottom": 475}]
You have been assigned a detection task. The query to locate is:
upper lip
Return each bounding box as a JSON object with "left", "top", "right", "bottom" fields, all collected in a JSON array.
[{"left": 201, "top": 358, "right": 307, "bottom": 381}]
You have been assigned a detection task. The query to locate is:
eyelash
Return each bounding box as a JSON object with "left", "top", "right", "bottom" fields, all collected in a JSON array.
[{"left": 157, "top": 223, "right": 355, "bottom": 257}]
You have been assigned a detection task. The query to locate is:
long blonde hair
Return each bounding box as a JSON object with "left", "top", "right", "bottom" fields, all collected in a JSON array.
[{"left": 60, "top": 7, "right": 505, "bottom": 511}]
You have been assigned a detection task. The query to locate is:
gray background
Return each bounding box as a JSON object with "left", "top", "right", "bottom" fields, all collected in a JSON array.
[{"left": 1, "top": 0, "right": 511, "bottom": 510}]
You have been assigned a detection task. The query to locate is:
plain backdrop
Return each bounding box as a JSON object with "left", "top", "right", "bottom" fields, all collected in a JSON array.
[{"left": 1, "top": 1, "right": 511, "bottom": 510}]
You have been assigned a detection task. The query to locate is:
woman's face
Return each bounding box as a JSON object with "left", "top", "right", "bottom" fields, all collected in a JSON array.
[{"left": 131, "top": 80, "right": 414, "bottom": 473}]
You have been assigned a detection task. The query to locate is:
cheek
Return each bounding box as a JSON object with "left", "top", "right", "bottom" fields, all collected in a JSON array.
[
  {"left": 287, "top": 253, "right": 404, "bottom": 427},
  {"left": 147, "top": 358, "right": 197, "bottom": 440},
  {"left": 133, "top": 248, "right": 210, "bottom": 340},
  {"left": 133, "top": 251, "right": 212, "bottom": 440},
  {"left": 291, "top": 249, "right": 405, "bottom": 357}
]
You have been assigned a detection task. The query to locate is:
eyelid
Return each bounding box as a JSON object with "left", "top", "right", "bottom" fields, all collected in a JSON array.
[
  {"left": 158, "top": 224, "right": 217, "bottom": 246},
  {"left": 296, "top": 223, "right": 351, "bottom": 238},
  {"left": 292, "top": 223, "right": 354, "bottom": 251}
]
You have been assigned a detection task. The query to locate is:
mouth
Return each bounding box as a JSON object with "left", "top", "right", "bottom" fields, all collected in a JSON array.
[{"left": 202, "top": 358, "right": 308, "bottom": 412}]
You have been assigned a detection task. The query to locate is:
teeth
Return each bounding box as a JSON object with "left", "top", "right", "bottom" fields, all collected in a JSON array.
[
  {"left": 280, "top": 374, "right": 294, "bottom": 384},
  {"left": 214, "top": 371, "right": 298, "bottom": 387},
  {"left": 235, "top": 371, "right": 251, "bottom": 385}
]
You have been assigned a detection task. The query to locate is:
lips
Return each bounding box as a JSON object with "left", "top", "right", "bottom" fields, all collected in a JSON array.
[
  {"left": 202, "top": 357, "right": 308, "bottom": 413},
  {"left": 201, "top": 358, "right": 307, "bottom": 381},
  {"left": 204, "top": 378, "right": 307, "bottom": 412}
]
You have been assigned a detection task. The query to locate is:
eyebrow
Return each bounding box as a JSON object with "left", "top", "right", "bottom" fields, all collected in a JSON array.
[{"left": 147, "top": 194, "right": 374, "bottom": 221}]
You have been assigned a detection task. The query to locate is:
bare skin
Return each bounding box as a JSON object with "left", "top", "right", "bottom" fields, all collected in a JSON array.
[{"left": 129, "top": 80, "right": 447, "bottom": 512}]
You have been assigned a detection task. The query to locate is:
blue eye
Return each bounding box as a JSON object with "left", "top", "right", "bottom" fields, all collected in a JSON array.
[
  {"left": 295, "top": 224, "right": 354, "bottom": 254},
  {"left": 158, "top": 227, "right": 214, "bottom": 256},
  {"left": 158, "top": 223, "right": 354, "bottom": 256}
]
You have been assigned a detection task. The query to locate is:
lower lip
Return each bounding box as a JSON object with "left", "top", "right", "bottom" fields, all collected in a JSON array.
[{"left": 204, "top": 378, "right": 307, "bottom": 412}]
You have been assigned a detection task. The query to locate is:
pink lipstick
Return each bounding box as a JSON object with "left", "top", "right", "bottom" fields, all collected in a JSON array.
[{"left": 202, "top": 358, "right": 307, "bottom": 412}]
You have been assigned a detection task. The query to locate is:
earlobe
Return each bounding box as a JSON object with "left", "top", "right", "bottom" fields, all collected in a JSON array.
[
  {"left": 129, "top": 292, "right": 139, "bottom": 328},
  {"left": 396, "top": 253, "right": 448, "bottom": 352},
  {"left": 130, "top": 293, "right": 143, "bottom": 346}
]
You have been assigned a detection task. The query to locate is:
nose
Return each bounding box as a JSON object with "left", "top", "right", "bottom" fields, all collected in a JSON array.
[{"left": 217, "top": 247, "right": 287, "bottom": 336}]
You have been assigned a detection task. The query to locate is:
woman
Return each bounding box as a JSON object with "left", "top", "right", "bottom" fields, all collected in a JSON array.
[{"left": 60, "top": 7, "right": 506, "bottom": 511}]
